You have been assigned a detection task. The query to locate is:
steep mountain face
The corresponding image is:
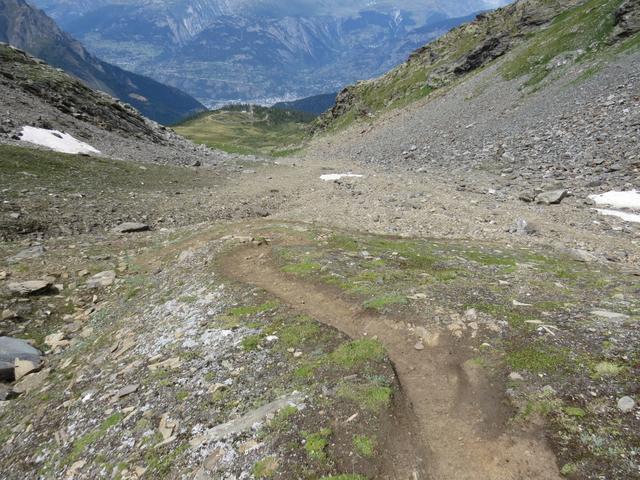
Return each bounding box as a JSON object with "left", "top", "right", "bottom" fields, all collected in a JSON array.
[
  {"left": 0, "top": 0, "right": 206, "bottom": 125},
  {"left": 28, "top": 0, "right": 508, "bottom": 104},
  {"left": 316, "top": 0, "right": 640, "bottom": 131}
]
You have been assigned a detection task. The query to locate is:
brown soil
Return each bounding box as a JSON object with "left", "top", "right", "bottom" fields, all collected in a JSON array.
[{"left": 221, "top": 242, "right": 563, "bottom": 480}]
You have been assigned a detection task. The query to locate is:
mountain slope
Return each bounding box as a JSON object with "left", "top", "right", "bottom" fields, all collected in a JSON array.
[
  {"left": 0, "top": 43, "right": 222, "bottom": 166},
  {"left": 0, "top": 0, "right": 205, "bottom": 125},
  {"left": 29, "top": 0, "right": 509, "bottom": 104},
  {"left": 315, "top": 0, "right": 639, "bottom": 131}
]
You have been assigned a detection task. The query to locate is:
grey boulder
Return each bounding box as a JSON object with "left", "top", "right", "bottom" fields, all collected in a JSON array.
[
  {"left": 7, "top": 280, "right": 53, "bottom": 296},
  {"left": 0, "top": 337, "right": 42, "bottom": 381},
  {"left": 536, "top": 189, "right": 568, "bottom": 205}
]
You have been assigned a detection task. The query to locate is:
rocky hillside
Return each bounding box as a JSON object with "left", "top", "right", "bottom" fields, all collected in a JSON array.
[
  {"left": 0, "top": 44, "right": 226, "bottom": 166},
  {"left": 0, "top": 0, "right": 206, "bottom": 125},
  {"left": 316, "top": 0, "right": 640, "bottom": 131}
]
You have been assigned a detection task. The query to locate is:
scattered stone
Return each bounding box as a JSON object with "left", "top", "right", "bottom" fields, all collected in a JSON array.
[
  {"left": 618, "top": 396, "right": 636, "bottom": 413},
  {"left": 14, "top": 359, "right": 40, "bottom": 381},
  {"left": 414, "top": 341, "right": 425, "bottom": 351},
  {"left": 536, "top": 189, "right": 568, "bottom": 205},
  {"left": 44, "top": 332, "right": 70, "bottom": 350},
  {"left": 0, "top": 271, "right": 7, "bottom": 280},
  {"left": 0, "top": 337, "right": 42, "bottom": 381},
  {"left": 13, "top": 368, "right": 50, "bottom": 394},
  {"left": 1, "top": 309, "right": 18, "bottom": 321},
  {"left": 86, "top": 270, "right": 116, "bottom": 289},
  {"left": 512, "top": 218, "right": 537, "bottom": 235},
  {"left": 112, "top": 222, "right": 150, "bottom": 234},
  {"left": 564, "top": 248, "right": 598, "bottom": 263},
  {"left": 7, "top": 280, "right": 53, "bottom": 296},
  {"left": 190, "top": 392, "right": 305, "bottom": 446},
  {"left": 6, "top": 245, "right": 45, "bottom": 264},
  {"left": 509, "top": 372, "right": 524, "bottom": 381},
  {"left": 116, "top": 383, "right": 140, "bottom": 399}
]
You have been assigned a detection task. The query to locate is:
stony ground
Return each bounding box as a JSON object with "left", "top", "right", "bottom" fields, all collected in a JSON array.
[{"left": 1, "top": 23, "right": 640, "bottom": 480}]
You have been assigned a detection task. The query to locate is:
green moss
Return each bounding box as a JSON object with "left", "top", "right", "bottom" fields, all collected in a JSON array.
[
  {"left": 353, "top": 435, "right": 376, "bottom": 457},
  {"left": 506, "top": 345, "right": 569, "bottom": 374},
  {"left": 252, "top": 456, "right": 279, "bottom": 478},
  {"left": 331, "top": 339, "right": 386, "bottom": 368},
  {"left": 564, "top": 406, "right": 586, "bottom": 417},
  {"left": 226, "top": 301, "right": 279, "bottom": 318},
  {"left": 303, "top": 428, "right": 332, "bottom": 462},
  {"left": 561, "top": 463, "right": 579, "bottom": 476},
  {"left": 278, "top": 316, "right": 320, "bottom": 348},
  {"left": 592, "top": 361, "right": 625, "bottom": 378},
  {"left": 69, "top": 413, "right": 124, "bottom": 462},
  {"left": 363, "top": 294, "right": 408, "bottom": 311},
  {"left": 242, "top": 334, "right": 263, "bottom": 351},
  {"left": 338, "top": 383, "right": 393, "bottom": 412},
  {"left": 144, "top": 443, "right": 187, "bottom": 477},
  {"left": 176, "top": 390, "right": 189, "bottom": 402},
  {"left": 282, "top": 261, "right": 322, "bottom": 274}
]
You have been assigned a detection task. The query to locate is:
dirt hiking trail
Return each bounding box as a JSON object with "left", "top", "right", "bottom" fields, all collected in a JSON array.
[{"left": 221, "top": 242, "right": 563, "bottom": 480}]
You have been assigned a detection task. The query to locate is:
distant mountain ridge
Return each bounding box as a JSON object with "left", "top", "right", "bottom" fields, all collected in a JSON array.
[
  {"left": 29, "top": 0, "right": 510, "bottom": 104},
  {"left": 1, "top": 0, "right": 206, "bottom": 125},
  {"left": 272, "top": 93, "right": 338, "bottom": 116}
]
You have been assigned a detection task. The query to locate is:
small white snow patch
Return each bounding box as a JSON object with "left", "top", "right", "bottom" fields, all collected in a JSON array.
[
  {"left": 320, "top": 173, "right": 363, "bottom": 181},
  {"left": 595, "top": 209, "right": 640, "bottom": 224},
  {"left": 20, "top": 126, "right": 100, "bottom": 155},
  {"left": 589, "top": 190, "right": 640, "bottom": 209}
]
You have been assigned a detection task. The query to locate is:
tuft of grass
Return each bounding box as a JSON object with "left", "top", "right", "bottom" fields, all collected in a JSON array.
[
  {"left": 338, "top": 383, "right": 393, "bottom": 412},
  {"left": 331, "top": 339, "right": 386, "bottom": 368},
  {"left": 226, "top": 301, "right": 279, "bottom": 318},
  {"left": 241, "top": 334, "right": 263, "bottom": 351},
  {"left": 144, "top": 444, "right": 187, "bottom": 477},
  {"left": 506, "top": 345, "right": 569, "bottom": 374},
  {"left": 592, "top": 361, "right": 624, "bottom": 378},
  {"left": 69, "top": 413, "right": 124, "bottom": 462},
  {"left": 282, "top": 261, "right": 322, "bottom": 274},
  {"left": 303, "top": 428, "right": 332, "bottom": 462},
  {"left": 278, "top": 316, "right": 321, "bottom": 348},
  {"left": 353, "top": 435, "right": 376, "bottom": 457},
  {"left": 252, "top": 457, "right": 279, "bottom": 478},
  {"left": 363, "top": 294, "right": 408, "bottom": 311}
]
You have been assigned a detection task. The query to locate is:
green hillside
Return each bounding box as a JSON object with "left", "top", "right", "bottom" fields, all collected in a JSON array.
[{"left": 175, "top": 105, "right": 314, "bottom": 156}]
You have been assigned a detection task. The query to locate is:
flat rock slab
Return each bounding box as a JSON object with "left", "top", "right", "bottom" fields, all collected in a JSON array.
[
  {"left": 536, "top": 189, "right": 568, "bottom": 205},
  {"left": 6, "top": 245, "right": 45, "bottom": 264},
  {"left": 116, "top": 383, "right": 140, "bottom": 399},
  {"left": 86, "top": 271, "right": 116, "bottom": 289},
  {"left": 112, "top": 222, "right": 150, "bottom": 234},
  {"left": 191, "top": 392, "right": 305, "bottom": 446},
  {"left": 591, "top": 310, "right": 630, "bottom": 321},
  {"left": 0, "top": 337, "right": 42, "bottom": 381},
  {"left": 7, "top": 280, "right": 53, "bottom": 296}
]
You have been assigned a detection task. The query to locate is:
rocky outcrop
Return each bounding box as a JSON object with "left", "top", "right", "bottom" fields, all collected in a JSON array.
[{"left": 612, "top": 0, "right": 640, "bottom": 40}]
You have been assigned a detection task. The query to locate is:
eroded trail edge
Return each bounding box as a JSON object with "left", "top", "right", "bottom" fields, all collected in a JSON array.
[{"left": 221, "top": 243, "right": 562, "bottom": 480}]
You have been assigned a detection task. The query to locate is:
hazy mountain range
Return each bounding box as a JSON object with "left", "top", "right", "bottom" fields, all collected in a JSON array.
[
  {"left": 28, "top": 0, "right": 510, "bottom": 105},
  {"left": 1, "top": 0, "right": 205, "bottom": 124}
]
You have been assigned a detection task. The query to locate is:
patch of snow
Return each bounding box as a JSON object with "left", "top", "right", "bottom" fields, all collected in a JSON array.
[
  {"left": 20, "top": 126, "right": 100, "bottom": 155},
  {"left": 589, "top": 190, "right": 640, "bottom": 209},
  {"left": 595, "top": 209, "right": 640, "bottom": 224},
  {"left": 320, "top": 173, "right": 363, "bottom": 181}
]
